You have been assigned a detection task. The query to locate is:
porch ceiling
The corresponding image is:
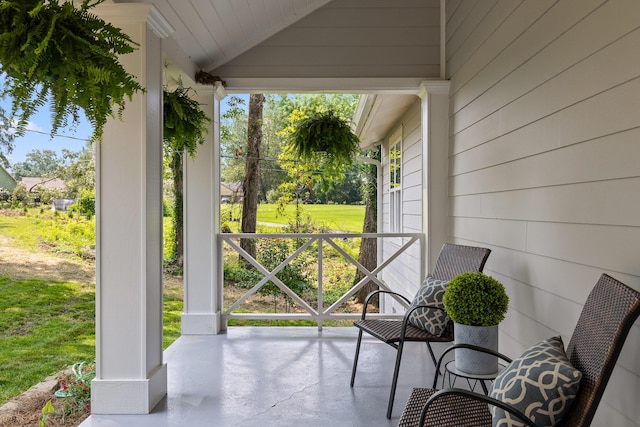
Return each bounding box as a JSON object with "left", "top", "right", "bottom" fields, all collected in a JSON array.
[
  {"left": 109, "top": 0, "right": 442, "bottom": 90},
  {"left": 353, "top": 94, "right": 418, "bottom": 149},
  {"left": 111, "top": 0, "right": 333, "bottom": 71}
]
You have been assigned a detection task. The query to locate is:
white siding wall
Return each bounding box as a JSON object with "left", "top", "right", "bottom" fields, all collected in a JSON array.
[
  {"left": 381, "top": 101, "right": 424, "bottom": 311},
  {"left": 212, "top": 0, "right": 440, "bottom": 78},
  {"left": 446, "top": 1, "right": 640, "bottom": 425}
]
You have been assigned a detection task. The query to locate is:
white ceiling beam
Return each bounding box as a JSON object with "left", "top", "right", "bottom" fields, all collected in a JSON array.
[{"left": 223, "top": 77, "right": 433, "bottom": 94}]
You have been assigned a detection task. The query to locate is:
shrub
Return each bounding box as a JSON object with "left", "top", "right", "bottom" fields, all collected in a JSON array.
[{"left": 70, "top": 190, "right": 95, "bottom": 216}]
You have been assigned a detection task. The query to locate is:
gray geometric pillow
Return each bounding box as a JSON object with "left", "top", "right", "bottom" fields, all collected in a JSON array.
[
  {"left": 489, "top": 336, "right": 582, "bottom": 427},
  {"left": 407, "top": 274, "right": 449, "bottom": 336}
]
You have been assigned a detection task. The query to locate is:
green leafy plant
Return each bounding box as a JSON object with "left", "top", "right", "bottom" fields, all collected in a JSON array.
[
  {"left": 39, "top": 399, "right": 55, "bottom": 426},
  {"left": 70, "top": 189, "right": 95, "bottom": 216},
  {"left": 0, "top": 0, "right": 143, "bottom": 141},
  {"left": 289, "top": 110, "right": 360, "bottom": 164},
  {"left": 163, "top": 85, "right": 211, "bottom": 156},
  {"left": 443, "top": 272, "right": 509, "bottom": 326}
]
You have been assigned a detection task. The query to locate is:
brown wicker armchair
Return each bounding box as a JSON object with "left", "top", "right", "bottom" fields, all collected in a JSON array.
[
  {"left": 398, "top": 273, "right": 640, "bottom": 427},
  {"left": 350, "top": 243, "right": 491, "bottom": 419}
]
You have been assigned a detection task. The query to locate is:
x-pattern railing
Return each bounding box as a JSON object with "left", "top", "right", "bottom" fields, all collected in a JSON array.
[{"left": 219, "top": 233, "right": 424, "bottom": 329}]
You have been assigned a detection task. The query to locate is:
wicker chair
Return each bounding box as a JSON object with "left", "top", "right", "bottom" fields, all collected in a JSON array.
[
  {"left": 398, "top": 273, "right": 640, "bottom": 426},
  {"left": 350, "top": 243, "right": 491, "bottom": 419}
]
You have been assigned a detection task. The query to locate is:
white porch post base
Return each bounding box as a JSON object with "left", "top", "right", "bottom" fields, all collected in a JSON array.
[
  {"left": 91, "top": 364, "right": 168, "bottom": 414},
  {"left": 181, "top": 313, "right": 221, "bottom": 334}
]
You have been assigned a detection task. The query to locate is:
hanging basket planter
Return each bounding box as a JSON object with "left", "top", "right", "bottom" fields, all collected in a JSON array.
[
  {"left": 163, "top": 85, "right": 211, "bottom": 156},
  {"left": 289, "top": 110, "right": 360, "bottom": 165},
  {"left": 0, "top": 0, "right": 144, "bottom": 142}
]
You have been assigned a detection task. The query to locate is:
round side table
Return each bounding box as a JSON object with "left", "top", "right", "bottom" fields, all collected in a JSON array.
[{"left": 442, "top": 360, "right": 505, "bottom": 394}]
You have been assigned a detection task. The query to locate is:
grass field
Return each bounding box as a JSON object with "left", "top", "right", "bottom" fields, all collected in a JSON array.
[
  {"left": 223, "top": 203, "right": 365, "bottom": 233},
  {"left": 0, "top": 278, "right": 95, "bottom": 404}
]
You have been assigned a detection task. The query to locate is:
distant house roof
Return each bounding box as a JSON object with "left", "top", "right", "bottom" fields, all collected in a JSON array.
[
  {"left": 22, "top": 177, "right": 66, "bottom": 192},
  {"left": 0, "top": 165, "right": 17, "bottom": 192},
  {"left": 221, "top": 181, "right": 242, "bottom": 197}
]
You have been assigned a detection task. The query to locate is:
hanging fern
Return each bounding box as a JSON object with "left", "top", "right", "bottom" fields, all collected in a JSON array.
[
  {"left": 0, "top": 0, "right": 144, "bottom": 141},
  {"left": 289, "top": 110, "right": 360, "bottom": 164},
  {"left": 163, "top": 85, "right": 211, "bottom": 156}
]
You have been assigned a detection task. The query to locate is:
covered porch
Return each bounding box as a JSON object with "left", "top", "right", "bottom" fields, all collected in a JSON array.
[
  {"left": 86, "top": 0, "right": 640, "bottom": 425},
  {"left": 81, "top": 327, "right": 442, "bottom": 426}
]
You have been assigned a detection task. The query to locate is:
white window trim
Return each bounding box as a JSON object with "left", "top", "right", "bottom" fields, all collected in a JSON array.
[{"left": 389, "top": 130, "right": 402, "bottom": 233}]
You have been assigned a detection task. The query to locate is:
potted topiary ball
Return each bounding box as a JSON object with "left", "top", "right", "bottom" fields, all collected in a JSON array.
[{"left": 443, "top": 272, "right": 509, "bottom": 375}]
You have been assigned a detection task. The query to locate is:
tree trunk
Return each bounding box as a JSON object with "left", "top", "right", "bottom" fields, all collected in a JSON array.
[
  {"left": 171, "top": 151, "right": 184, "bottom": 268},
  {"left": 354, "top": 147, "right": 380, "bottom": 303},
  {"left": 354, "top": 196, "right": 377, "bottom": 303},
  {"left": 240, "top": 94, "right": 265, "bottom": 261}
]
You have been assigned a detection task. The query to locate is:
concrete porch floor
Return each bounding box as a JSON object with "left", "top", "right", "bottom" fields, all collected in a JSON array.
[{"left": 80, "top": 326, "right": 447, "bottom": 427}]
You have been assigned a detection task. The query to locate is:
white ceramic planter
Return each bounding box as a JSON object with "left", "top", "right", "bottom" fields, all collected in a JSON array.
[{"left": 454, "top": 323, "right": 499, "bottom": 375}]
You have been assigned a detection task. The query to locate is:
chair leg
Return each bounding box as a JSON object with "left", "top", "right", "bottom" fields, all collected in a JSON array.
[
  {"left": 350, "top": 329, "right": 364, "bottom": 387},
  {"left": 387, "top": 340, "right": 405, "bottom": 419},
  {"left": 425, "top": 342, "right": 438, "bottom": 367}
]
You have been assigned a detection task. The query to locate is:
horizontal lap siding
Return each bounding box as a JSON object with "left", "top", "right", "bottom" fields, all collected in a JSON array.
[
  {"left": 447, "top": 1, "right": 640, "bottom": 425},
  {"left": 212, "top": 0, "right": 440, "bottom": 78}
]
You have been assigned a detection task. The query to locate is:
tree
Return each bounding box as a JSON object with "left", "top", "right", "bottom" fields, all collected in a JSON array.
[
  {"left": 220, "top": 95, "right": 248, "bottom": 186},
  {"left": 11, "top": 149, "right": 62, "bottom": 180},
  {"left": 275, "top": 94, "right": 360, "bottom": 225},
  {"left": 60, "top": 146, "right": 95, "bottom": 196},
  {"left": 240, "top": 94, "right": 265, "bottom": 260},
  {"left": 354, "top": 146, "right": 380, "bottom": 303},
  {"left": 0, "top": 106, "right": 16, "bottom": 168}
]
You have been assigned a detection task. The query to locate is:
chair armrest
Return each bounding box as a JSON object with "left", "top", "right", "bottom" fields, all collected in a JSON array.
[
  {"left": 432, "top": 344, "right": 513, "bottom": 388},
  {"left": 360, "top": 289, "right": 411, "bottom": 319},
  {"left": 420, "top": 388, "right": 536, "bottom": 427}
]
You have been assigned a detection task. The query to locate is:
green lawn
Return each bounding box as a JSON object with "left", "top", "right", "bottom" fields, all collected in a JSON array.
[
  {"left": 223, "top": 203, "right": 366, "bottom": 233},
  {"left": 0, "top": 277, "right": 95, "bottom": 404}
]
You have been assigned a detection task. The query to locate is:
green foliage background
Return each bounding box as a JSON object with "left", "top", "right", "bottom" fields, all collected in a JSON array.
[{"left": 0, "top": 0, "right": 143, "bottom": 141}]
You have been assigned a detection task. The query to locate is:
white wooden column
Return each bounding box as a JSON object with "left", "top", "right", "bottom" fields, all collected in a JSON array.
[
  {"left": 418, "top": 81, "right": 451, "bottom": 274},
  {"left": 182, "top": 86, "right": 225, "bottom": 334},
  {"left": 92, "top": 4, "right": 173, "bottom": 414}
]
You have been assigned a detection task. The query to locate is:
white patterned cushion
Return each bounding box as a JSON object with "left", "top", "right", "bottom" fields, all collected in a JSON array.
[
  {"left": 407, "top": 275, "right": 449, "bottom": 336},
  {"left": 489, "top": 336, "right": 582, "bottom": 427}
]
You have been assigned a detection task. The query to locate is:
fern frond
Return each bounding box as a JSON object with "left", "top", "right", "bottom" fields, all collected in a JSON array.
[{"left": 0, "top": 0, "right": 143, "bottom": 142}]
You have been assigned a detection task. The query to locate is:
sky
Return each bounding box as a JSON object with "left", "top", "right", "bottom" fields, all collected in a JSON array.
[
  {"left": 0, "top": 93, "right": 246, "bottom": 173},
  {"left": 0, "top": 97, "right": 92, "bottom": 172}
]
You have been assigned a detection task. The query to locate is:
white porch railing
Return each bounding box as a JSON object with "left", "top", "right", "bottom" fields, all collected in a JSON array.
[{"left": 218, "top": 233, "right": 424, "bottom": 329}]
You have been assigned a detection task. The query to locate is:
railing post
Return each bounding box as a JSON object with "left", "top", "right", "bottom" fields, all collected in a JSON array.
[{"left": 317, "top": 237, "right": 323, "bottom": 331}]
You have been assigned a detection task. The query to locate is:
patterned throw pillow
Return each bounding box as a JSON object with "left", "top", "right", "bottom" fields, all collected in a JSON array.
[
  {"left": 407, "top": 274, "right": 449, "bottom": 336},
  {"left": 489, "top": 336, "right": 582, "bottom": 427}
]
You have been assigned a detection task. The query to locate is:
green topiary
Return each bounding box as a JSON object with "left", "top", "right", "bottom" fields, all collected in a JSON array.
[{"left": 443, "top": 272, "right": 509, "bottom": 326}]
